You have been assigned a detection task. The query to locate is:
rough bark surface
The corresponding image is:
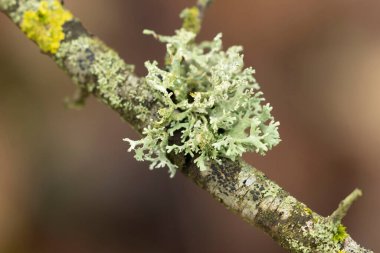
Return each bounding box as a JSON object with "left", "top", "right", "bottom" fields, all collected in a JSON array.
[{"left": 0, "top": 1, "right": 373, "bottom": 252}]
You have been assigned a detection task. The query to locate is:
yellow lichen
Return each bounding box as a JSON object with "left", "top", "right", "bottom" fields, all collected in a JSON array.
[
  {"left": 304, "top": 207, "right": 313, "bottom": 215},
  {"left": 20, "top": 0, "right": 73, "bottom": 54},
  {"left": 180, "top": 7, "right": 201, "bottom": 33},
  {"left": 333, "top": 224, "right": 348, "bottom": 243}
]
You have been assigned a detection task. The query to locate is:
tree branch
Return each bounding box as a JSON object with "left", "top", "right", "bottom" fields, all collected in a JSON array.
[
  {"left": 196, "top": 0, "right": 213, "bottom": 21},
  {"left": 0, "top": 1, "right": 373, "bottom": 252}
]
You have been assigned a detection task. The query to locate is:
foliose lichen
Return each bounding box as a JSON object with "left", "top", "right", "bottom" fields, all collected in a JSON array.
[
  {"left": 124, "top": 28, "right": 280, "bottom": 177},
  {"left": 20, "top": 0, "right": 72, "bottom": 54}
]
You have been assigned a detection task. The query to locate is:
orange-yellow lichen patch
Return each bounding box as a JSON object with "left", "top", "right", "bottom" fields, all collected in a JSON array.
[{"left": 21, "top": 0, "right": 72, "bottom": 54}]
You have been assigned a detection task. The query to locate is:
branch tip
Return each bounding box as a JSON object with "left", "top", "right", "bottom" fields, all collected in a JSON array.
[
  {"left": 330, "top": 188, "right": 363, "bottom": 223},
  {"left": 197, "top": 0, "right": 213, "bottom": 18}
]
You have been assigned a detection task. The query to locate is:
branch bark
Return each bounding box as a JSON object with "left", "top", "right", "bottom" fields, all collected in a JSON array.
[{"left": 0, "top": 1, "right": 373, "bottom": 252}]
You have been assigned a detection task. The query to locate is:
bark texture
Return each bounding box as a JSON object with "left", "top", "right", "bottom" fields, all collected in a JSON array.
[{"left": 0, "top": 1, "right": 373, "bottom": 252}]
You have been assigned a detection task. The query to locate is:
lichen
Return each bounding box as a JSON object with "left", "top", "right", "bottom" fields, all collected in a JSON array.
[
  {"left": 0, "top": 0, "right": 16, "bottom": 10},
  {"left": 304, "top": 207, "right": 313, "bottom": 215},
  {"left": 56, "top": 36, "right": 97, "bottom": 84},
  {"left": 20, "top": 0, "right": 72, "bottom": 54},
  {"left": 286, "top": 219, "right": 348, "bottom": 252},
  {"left": 125, "top": 29, "right": 280, "bottom": 177},
  {"left": 56, "top": 36, "right": 152, "bottom": 124},
  {"left": 90, "top": 50, "right": 127, "bottom": 107},
  {"left": 56, "top": 36, "right": 127, "bottom": 106},
  {"left": 180, "top": 6, "right": 201, "bottom": 33},
  {"left": 333, "top": 224, "right": 348, "bottom": 243},
  {"left": 277, "top": 196, "right": 297, "bottom": 221}
]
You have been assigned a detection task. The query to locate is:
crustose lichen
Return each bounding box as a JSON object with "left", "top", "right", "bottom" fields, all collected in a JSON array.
[
  {"left": 124, "top": 28, "right": 281, "bottom": 177},
  {"left": 20, "top": 0, "right": 72, "bottom": 54}
]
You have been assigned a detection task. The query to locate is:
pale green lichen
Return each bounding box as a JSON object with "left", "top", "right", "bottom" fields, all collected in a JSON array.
[
  {"left": 125, "top": 29, "right": 280, "bottom": 177},
  {"left": 56, "top": 37, "right": 126, "bottom": 105},
  {"left": 20, "top": 0, "right": 72, "bottom": 54},
  {"left": 287, "top": 219, "right": 348, "bottom": 252},
  {"left": 56, "top": 36, "right": 97, "bottom": 84},
  {"left": 56, "top": 36, "right": 151, "bottom": 123},
  {"left": 56, "top": 36, "right": 127, "bottom": 106},
  {"left": 276, "top": 196, "right": 297, "bottom": 221},
  {"left": 90, "top": 50, "right": 126, "bottom": 106},
  {"left": 0, "top": 0, "right": 16, "bottom": 10},
  {"left": 9, "top": 1, "right": 39, "bottom": 24}
]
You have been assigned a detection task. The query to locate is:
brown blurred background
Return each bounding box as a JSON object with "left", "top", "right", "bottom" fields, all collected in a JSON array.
[{"left": 0, "top": 0, "right": 379, "bottom": 252}]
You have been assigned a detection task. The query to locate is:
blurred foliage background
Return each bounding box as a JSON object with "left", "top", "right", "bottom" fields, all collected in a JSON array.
[{"left": 0, "top": 0, "right": 379, "bottom": 252}]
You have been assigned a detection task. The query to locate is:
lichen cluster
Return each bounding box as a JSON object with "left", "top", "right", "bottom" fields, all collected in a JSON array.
[
  {"left": 287, "top": 214, "right": 348, "bottom": 252},
  {"left": 125, "top": 28, "right": 280, "bottom": 177},
  {"left": 20, "top": 0, "right": 72, "bottom": 54}
]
